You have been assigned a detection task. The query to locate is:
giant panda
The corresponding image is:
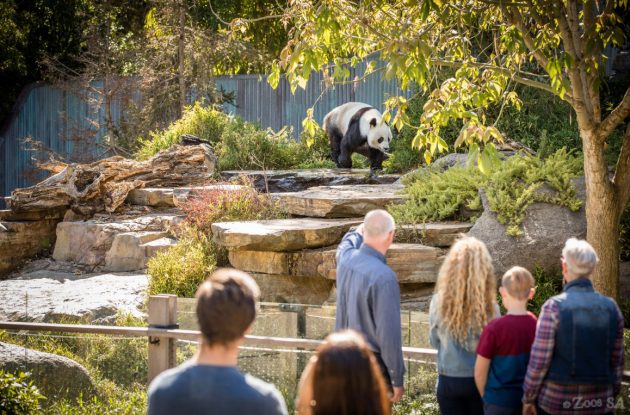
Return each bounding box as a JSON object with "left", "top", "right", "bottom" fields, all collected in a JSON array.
[{"left": 323, "top": 102, "right": 393, "bottom": 171}]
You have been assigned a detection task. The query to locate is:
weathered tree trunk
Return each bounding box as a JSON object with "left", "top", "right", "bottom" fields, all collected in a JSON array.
[{"left": 581, "top": 128, "right": 620, "bottom": 298}]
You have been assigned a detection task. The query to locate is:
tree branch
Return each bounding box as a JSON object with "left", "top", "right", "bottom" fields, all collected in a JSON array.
[
  {"left": 600, "top": 88, "right": 630, "bottom": 139},
  {"left": 552, "top": 0, "right": 595, "bottom": 129},
  {"left": 432, "top": 59, "right": 573, "bottom": 104},
  {"left": 614, "top": 123, "right": 630, "bottom": 212},
  {"left": 503, "top": 5, "right": 549, "bottom": 69}
]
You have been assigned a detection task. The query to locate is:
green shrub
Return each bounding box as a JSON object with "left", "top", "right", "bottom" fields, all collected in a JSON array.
[
  {"left": 136, "top": 103, "right": 228, "bottom": 160},
  {"left": 216, "top": 121, "right": 324, "bottom": 171},
  {"left": 390, "top": 149, "right": 583, "bottom": 236},
  {"left": 45, "top": 385, "right": 146, "bottom": 415},
  {"left": 0, "top": 371, "right": 44, "bottom": 414},
  {"left": 147, "top": 228, "right": 217, "bottom": 298},
  {"left": 148, "top": 184, "right": 287, "bottom": 298},
  {"left": 389, "top": 165, "right": 485, "bottom": 224},
  {"left": 392, "top": 367, "right": 439, "bottom": 415},
  {"left": 484, "top": 148, "right": 583, "bottom": 236}
]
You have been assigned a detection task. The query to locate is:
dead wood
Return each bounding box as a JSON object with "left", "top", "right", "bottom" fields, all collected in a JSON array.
[{"left": 8, "top": 144, "right": 217, "bottom": 216}]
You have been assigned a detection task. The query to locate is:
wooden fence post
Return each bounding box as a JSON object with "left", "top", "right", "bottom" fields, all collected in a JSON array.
[{"left": 148, "top": 294, "right": 178, "bottom": 383}]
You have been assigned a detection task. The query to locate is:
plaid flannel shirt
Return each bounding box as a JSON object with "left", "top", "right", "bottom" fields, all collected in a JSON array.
[{"left": 522, "top": 298, "right": 624, "bottom": 414}]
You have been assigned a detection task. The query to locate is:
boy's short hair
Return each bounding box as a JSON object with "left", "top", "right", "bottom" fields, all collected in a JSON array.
[
  {"left": 501, "top": 266, "right": 535, "bottom": 300},
  {"left": 195, "top": 268, "right": 260, "bottom": 345}
]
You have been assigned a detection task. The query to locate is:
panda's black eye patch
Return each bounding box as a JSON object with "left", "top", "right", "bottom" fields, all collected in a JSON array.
[{"left": 378, "top": 137, "right": 384, "bottom": 143}]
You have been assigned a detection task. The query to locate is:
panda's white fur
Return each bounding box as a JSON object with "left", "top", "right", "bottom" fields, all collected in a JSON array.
[{"left": 323, "top": 102, "right": 392, "bottom": 153}]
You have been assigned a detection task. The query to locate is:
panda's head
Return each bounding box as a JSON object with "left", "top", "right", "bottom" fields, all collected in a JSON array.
[{"left": 366, "top": 116, "right": 392, "bottom": 154}]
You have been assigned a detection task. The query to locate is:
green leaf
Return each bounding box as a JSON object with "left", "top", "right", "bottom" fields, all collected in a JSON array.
[{"left": 268, "top": 65, "right": 280, "bottom": 89}]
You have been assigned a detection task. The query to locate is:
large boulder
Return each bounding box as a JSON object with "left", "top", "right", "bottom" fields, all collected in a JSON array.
[
  {"left": 53, "top": 212, "right": 181, "bottom": 270},
  {"left": 0, "top": 261, "right": 148, "bottom": 323},
  {"left": 468, "top": 177, "right": 587, "bottom": 276},
  {"left": 0, "top": 342, "right": 96, "bottom": 401}
]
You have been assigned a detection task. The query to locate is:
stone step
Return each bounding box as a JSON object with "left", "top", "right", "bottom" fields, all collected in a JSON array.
[
  {"left": 212, "top": 218, "right": 362, "bottom": 251},
  {"left": 229, "top": 243, "right": 444, "bottom": 283},
  {"left": 125, "top": 184, "right": 244, "bottom": 207},
  {"left": 104, "top": 231, "right": 169, "bottom": 272},
  {"left": 249, "top": 273, "right": 334, "bottom": 305},
  {"left": 220, "top": 169, "right": 400, "bottom": 193},
  {"left": 364, "top": 222, "right": 472, "bottom": 247},
  {"left": 273, "top": 184, "right": 406, "bottom": 218},
  {"left": 53, "top": 213, "right": 182, "bottom": 269},
  {"left": 141, "top": 237, "right": 178, "bottom": 258},
  {"left": 0, "top": 220, "right": 59, "bottom": 277},
  {"left": 0, "top": 208, "right": 66, "bottom": 222}
]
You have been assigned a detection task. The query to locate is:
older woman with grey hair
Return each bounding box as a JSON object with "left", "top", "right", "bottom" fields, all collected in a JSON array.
[{"left": 522, "top": 238, "right": 624, "bottom": 415}]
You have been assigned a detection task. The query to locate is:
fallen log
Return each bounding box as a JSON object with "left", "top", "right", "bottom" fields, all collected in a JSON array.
[{"left": 9, "top": 144, "right": 217, "bottom": 216}]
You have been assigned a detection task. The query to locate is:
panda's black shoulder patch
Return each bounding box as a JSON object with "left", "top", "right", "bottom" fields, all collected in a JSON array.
[
  {"left": 344, "top": 106, "right": 374, "bottom": 148},
  {"left": 349, "top": 106, "right": 374, "bottom": 126}
]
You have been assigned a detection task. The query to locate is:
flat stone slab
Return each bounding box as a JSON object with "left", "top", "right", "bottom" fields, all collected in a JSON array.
[
  {"left": 229, "top": 243, "right": 443, "bottom": 283},
  {"left": 273, "top": 184, "right": 406, "bottom": 218},
  {"left": 126, "top": 184, "right": 244, "bottom": 207},
  {"left": 0, "top": 269, "right": 148, "bottom": 323},
  {"left": 212, "top": 218, "right": 362, "bottom": 251},
  {"left": 221, "top": 169, "right": 400, "bottom": 193},
  {"left": 374, "top": 222, "right": 473, "bottom": 246}
]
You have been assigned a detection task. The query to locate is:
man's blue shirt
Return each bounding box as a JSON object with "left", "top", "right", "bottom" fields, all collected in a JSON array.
[{"left": 335, "top": 230, "right": 405, "bottom": 386}]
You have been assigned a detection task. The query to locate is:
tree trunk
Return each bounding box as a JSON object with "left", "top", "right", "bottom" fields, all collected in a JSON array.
[
  {"left": 178, "top": 0, "right": 186, "bottom": 117},
  {"left": 581, "top": 128, "right": 621, "bottom": 298}
]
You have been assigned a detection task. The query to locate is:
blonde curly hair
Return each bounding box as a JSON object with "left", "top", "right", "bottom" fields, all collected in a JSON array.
[{"left": 435, "top": 236, "right": 497, "bottom": 348}]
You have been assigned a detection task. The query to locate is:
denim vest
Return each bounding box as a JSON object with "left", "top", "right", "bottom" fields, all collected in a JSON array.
[{"left": 546, "top": 278, "right": 619, "bottom": 384}]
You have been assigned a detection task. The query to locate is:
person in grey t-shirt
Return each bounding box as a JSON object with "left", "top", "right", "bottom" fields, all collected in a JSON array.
[
  {"left": 147, "top": 269, "right": 288, "bottom": 415},
  {"left": 335, "top": 209, "right": 405, "bottom": 403}
]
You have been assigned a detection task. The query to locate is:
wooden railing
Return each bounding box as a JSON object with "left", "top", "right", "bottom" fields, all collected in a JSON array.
[
  {"left": 0, "top": 295, "right": 437, "bottom": 383},
  {"left": 2, "top": 294, "right": 628, "bottom": 384}
]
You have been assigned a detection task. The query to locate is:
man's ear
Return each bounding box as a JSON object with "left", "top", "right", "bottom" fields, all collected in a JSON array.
[{"left": 370, "top": 118, "right": 377, "bottom": 127}]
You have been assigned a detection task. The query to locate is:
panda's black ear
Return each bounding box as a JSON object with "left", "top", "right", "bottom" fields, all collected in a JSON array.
[{"left": 370, "top": 118, "right": 377, "bottom": 127}]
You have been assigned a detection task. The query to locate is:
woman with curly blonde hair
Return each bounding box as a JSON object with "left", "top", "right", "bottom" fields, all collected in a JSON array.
[{"left": 429, "top": 236, "right": 499, "bottom": 415}]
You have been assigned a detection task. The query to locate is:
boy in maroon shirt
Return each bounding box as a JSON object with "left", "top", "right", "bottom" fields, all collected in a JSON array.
[{"left": 475, "top": 266, "right": 537, "bottom": 415}]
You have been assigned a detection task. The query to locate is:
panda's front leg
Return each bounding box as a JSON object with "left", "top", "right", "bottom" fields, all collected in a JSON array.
[
  {"left": 368, "top": 147, "right": 387, "bottom": 174},
  {"left": 337, "top": 144, "right": 353, "bottom": 169}
]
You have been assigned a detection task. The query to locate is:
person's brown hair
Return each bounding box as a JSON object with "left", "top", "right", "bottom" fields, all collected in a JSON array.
[
  {"left": 195, "top": 268, "right": 260, "bottom": 345},
  {"left": 502, "top": 266, "right": 535, "bottom": 300},
  {"left": 297, "top": 330, "right": 390, "bottom": 415}
]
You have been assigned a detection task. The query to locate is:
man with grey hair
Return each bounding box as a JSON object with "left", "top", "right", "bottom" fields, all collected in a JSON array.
[
  {"left": 523, "top": 238, "right": 624, "bottom": 415},
  {"left": 335, "top": 209, "right": 405, "bottom": 402}
]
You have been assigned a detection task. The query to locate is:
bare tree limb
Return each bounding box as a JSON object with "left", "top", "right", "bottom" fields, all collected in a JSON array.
[{"left": 600, "top": 88, "right": 630, "bottom": 139}]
